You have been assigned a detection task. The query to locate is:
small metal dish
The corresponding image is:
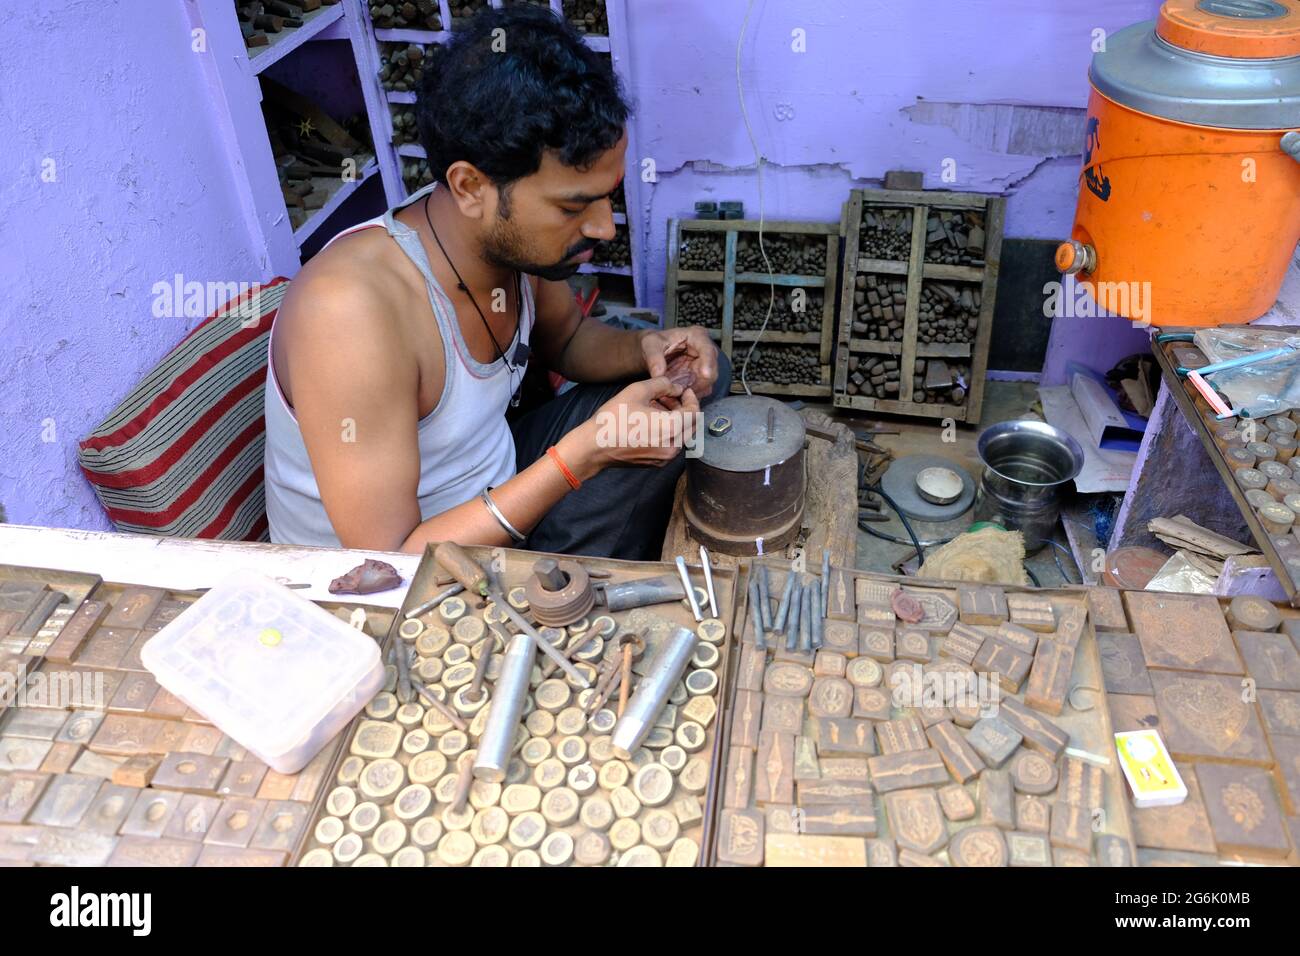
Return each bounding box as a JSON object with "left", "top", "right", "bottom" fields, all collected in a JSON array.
[{"left": 915, "top": 466, "right": 964, "bottom": 505}]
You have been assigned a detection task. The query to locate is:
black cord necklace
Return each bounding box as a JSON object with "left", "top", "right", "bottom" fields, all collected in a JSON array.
[{"left": 423, "top": 195, "right": 525, "bottom": 405}]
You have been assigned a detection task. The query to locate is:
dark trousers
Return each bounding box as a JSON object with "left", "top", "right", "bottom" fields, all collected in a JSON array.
[{"left": 510, "top": 353, "right": 732, "bottom": 561}]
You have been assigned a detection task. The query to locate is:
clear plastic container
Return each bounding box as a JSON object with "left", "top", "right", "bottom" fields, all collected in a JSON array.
[{"left": 141, "top": 569, "right": 385, "bottom": 773}]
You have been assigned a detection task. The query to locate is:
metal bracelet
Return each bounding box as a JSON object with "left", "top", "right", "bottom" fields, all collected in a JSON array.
[{"left": 481, "top": 487, "right": 525, "bottom": 543}]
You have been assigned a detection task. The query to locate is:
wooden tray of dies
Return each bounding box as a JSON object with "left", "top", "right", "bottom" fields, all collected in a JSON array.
[
  {"left": 0, "top": 569, "right": 395, "bottom": 867},
  {"left": 706, "top": 562, "right": 1135, "bottom": 867},
  {"left": 292, "top": 543, "right": 739, "bottom": 867},
  {"left": 0, "top": 563, "right": 103, "bottom": 675}
]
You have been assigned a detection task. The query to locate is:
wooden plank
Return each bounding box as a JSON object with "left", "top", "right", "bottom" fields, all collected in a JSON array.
[
  {"left": 834, "top": 200, "right": 857, "bottom": 399},
  {"left": 721, "top": 230, "right": 737, "bottom": 362},
  {"left": 732, "top": 331, "right": 822, "bottom": 344},
  {"left": 921, "top": 263, "right": 985, "bottom": 282},
  {"left": 820, "top": 232, "right": 838, "bottom": 366},
  {"left": 856, "top": 257, "right": 910, "bottom": 276},
  {"left": 956, "top": 193, "right": 1000, "bottom": 425},
  {"left": 835, "top": 395, "right": 969, "bottom": 419},
  {"left": 734, "top": 273, "right": 826, "bottom": 287},
  {"left": 848, "top": 339, "right": 903, "bottom": 356},
  {"left": 849, "top": 338, "right": 972, "bottom": 359},
  {"left": 858, "top": 188, "right": 987, "bottom": 209},
  {"left": 665, "top": 221, "right": 686, "bottom": 329},
  {"left": 898, "top": 203, "right": 926, "bottom": 404},
  {"left": 728, "top": 381, "right": 832, "bottom": 398},
  {"left": 678, "top": 218, "right": 839, "bottom": 236}
]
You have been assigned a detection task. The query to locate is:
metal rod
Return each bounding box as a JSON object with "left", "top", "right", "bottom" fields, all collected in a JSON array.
[
  {"left": 473, "top": 632, "right": 535, "bottom": 782},
  {"left": 773, "top": 572, "right": 796, "bottom": 632},
  {"left": 490, "top": 588, "right": 591, "bottom": 688},
  {"left": 533, "top": 558, "right": 567, "bottom": 591},
  {"left": 811, "top": 579, "right": 824, "bottom": 650},
  {"left": 585, "top": 656, "right": 625, "bottom": 714},
  {"left": 413, "top": 682, "right": 468, "bottom": 732},
  {"left": 784, "top": 581, "right": 801, "bottom": 651},
  {"left": 757, "top": 565, "right": 772, "bottom": 632},
  {"left": 540, "top": 628, "right": 597, "bottom": 679},
  {"left": 389, "top": 640, "right": 413, "bottom": 705},
  {"left": 602, "top": 574, "right": 685, "bottom": 612},
  {"left": 675, "top": 556, "right": 704, "bottom": 623},
  {"left": 466, "top": 633, "right": 495, "bottom": 702},
  {"left": 699, "top": 545, "right": 719, "bottom": 619},
  {"left": 799, "top": 582, "right": 813, "bottom": 652},
  {"left": 611, "top": 626, "right": 699, "bottom": 758},
  {"left": 451, "top": 753, "right": 475, "bottom": 813},
  {"left": 404, "top": 582, "right": 465, "bottom": 620},
  {"left": 617, "top": 641, "right": 634, "bottom": 718},
  {"left": 821, "top": 549, "right": 831, "bottom": 617},
  {"left": 748, "top": 579, "right": 766, "bottom": 651}
]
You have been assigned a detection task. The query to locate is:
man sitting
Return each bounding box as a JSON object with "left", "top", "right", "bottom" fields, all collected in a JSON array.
[{"left": 264, "top": 6, "right": 727, "bottom": 560}]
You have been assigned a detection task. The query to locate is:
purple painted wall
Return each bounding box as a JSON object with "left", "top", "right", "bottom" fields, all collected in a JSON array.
[
  {"left": 2, "top": 0, "right": 1296, "bottom": 532},
  {"left": 1, "top": 1, "right": 261, "bottom": 530},
  {"left": 623, "top": 0, "right": 1166, "bottom": 308}
]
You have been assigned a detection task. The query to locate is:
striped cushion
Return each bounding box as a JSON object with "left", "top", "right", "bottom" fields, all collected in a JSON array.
[{"left": 78, "top": 278, "right": 290, "bottom": 540}]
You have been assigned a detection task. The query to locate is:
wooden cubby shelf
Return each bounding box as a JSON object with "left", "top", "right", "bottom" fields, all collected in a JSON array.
[
  {"left": 833, "top": 187, "right": 1005, "bottom": 422},
  {"left": 665, "top": 217, "right": 840, "bottom": 399}
]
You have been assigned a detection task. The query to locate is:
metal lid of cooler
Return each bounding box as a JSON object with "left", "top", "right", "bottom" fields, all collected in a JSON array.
[
  {"left": 1091, "top": 17, "right": 1300, "bottom": 129},
  {"left": 1159, "top": 0, "right": 1300, "bottom": 59}
]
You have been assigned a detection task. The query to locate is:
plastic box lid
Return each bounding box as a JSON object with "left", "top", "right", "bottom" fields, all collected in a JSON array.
[{"left": 140, "top": 569, "right": 382, "bottom": 762}]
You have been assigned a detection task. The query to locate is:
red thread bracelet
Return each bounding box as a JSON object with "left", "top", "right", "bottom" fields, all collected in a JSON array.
[{"left": 547, "top": 446, "right": 582, "bottom": 490}]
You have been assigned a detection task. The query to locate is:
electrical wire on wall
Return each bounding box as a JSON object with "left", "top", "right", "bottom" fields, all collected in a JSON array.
[{"left": 735, "top": 0, "right": 776, "bottom": 396}]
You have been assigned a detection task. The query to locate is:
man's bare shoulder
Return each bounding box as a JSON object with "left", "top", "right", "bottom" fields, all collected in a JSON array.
[
  {"left": 274, "top": 229, "right": 421, "bottom": 403},
  {"left": 278, "top": 228, "right": 414, "bottom": 336}
]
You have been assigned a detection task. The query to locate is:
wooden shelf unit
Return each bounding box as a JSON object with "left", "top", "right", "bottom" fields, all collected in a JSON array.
[
  {"left": 833, "top": 187, "right": 1005, "bottom": 422},
  {"left": 248, "top": 2, "right": 347, "bottom": 75},
  {"left": 663, "top": 217, "right": 840, "bottom": 399},
  {"left": 370, "top": 0, "right": 646, "bottom": 303},
  {"left": 194, "top": 0, "right": 640, "bottom": 295},
  {"left": 193, "top": 0, "right": 403, "bottom": 277}
]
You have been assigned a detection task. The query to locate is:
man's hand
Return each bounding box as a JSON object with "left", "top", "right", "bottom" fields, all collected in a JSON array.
[
  {"left": 558, "top": 377, "right": 701, "bottom": 479},
  {"left": 639, "top": 326, "right": 719, "bottom": 406}
]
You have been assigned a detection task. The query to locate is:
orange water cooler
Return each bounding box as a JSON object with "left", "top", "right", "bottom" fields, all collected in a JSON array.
[{"left": 1057, "top": 0, "right": 1300, "bottom": 327}]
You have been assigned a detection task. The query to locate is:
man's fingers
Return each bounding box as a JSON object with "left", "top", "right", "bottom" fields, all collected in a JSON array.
[{"left": 642, "top": 376, "right": 686, "bottom": 401}]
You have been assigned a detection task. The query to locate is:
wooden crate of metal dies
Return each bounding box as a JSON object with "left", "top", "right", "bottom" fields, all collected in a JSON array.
[
  {"left": 664, "top": 217, "right": 840, "bottom": 399},
  {"left": 295, "top": 543, "right": 740, "bottom": 867},
  {"left": 1150, "top": 326, "right": 1300, "bottom": 607},
  {"left": 833, "top": 188, "right": 1004, "bottom": 422},
  {"left": 708, "top": 561, "right": 1137, "bottom": 867},
  {"left": 0, "top": 570, "right": 396, "bottom": 867}
]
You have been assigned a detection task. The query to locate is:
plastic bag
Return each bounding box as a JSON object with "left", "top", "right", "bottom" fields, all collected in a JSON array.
[{"left": 1191, "top": 329, "right": 1300, "bottom": 419}]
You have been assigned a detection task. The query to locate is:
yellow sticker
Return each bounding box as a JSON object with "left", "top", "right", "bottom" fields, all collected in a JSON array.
[{"left": 259, "top": 628, "right": 282, "bottom": 647}]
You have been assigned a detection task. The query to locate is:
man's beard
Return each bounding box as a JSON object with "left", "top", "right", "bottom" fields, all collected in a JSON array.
[{"left": 482, "top": 215, "right": 601, "bottom": 282}]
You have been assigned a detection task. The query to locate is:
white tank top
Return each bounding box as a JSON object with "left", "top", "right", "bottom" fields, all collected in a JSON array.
[{"left": 263, "top": 182, "right": 533, "bottom": 548}]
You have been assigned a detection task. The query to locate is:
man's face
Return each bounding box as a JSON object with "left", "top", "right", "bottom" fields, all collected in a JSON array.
[{"left": 481, "top": 132, "right": 627, "bottom": 281}]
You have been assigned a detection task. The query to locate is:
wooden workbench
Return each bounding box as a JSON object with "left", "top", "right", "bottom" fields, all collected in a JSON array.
[{"left": 0, "top": 525, "right": 419, "bottom": 610}]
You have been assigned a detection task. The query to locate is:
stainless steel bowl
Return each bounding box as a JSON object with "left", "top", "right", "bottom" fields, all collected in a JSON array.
[{"left": 973, "top": 420, "right": 1084, "bottom": 551}]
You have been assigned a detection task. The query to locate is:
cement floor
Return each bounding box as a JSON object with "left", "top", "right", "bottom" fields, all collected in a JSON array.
[{"left": 832, "top": 380, "right": 1083, "bottom": 586}]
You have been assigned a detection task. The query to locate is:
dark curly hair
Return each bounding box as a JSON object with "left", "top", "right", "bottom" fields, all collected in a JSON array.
[{"left": 415, "top": 6, "right": 630, "bottom": 193}]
